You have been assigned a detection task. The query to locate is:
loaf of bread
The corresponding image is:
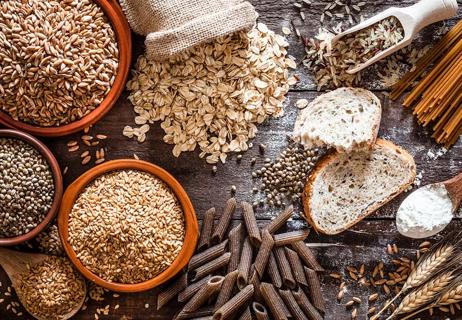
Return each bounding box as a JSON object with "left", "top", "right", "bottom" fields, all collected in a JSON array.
[
  {"left": 302, "top": 139, "right": 416, "bottom": 235},
  {"left": 293, "top": 87, "right": 381, "bottom": 152}
]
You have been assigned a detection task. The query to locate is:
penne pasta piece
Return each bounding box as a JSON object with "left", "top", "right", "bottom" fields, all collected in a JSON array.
[
  {"left": 190, "top": 252, "right": 231, "bottom": 282},
  {"left": 260, "top": 282, "right": 290, "bottom": 320},
  {"left": 252, "top": 302, "right": 270, "bottom": 320},
  {"left": 279, "top": 289, "right": 308, "bottom": 320},
  {"left": 285, "top": 247, "right": 308, "bottom": 287},
  {"left": 254, "top": 229, "right": 274, "bottom": 277},
  {"left": 249, "top": 269, "right": 262, "bottom": 302},
  {"left": 227, "top": 223, "right": 245, "bottom": 273},
  {"left": 293, "top": 287, "right": 323, "bottom": 320},
  {"left": 274, "top": 230, "right": 309, "bottom": 246},
  {"left": 241, "top": 201, "right": 261, "bottom": 246},
  {"left": 189, "top": 240, "right": 229, "bottom": 271},
  {"left": 198, "top": 208, "right": 216, "bottom": 250},
  {"left": 214, "top": 270, "right": 239, "bottom": 311},
  {"left": 211, "top": 198, "right": 237, "bottom": 244},
  {"left": 237, "top": 237, "right": 253, "bottom": 289},
  {"left": 157, "top": 272, "right": 188, "bottom": 310},
  {"left": 213, "top": 285, "right": 254, "bottom": 320},
  {"left": 291, "top": 241, "right": 324, "bottom": 272},
  {"left": 304, "top": 267, "right": 326, "bottom": 314},
  {"left": 238, "top": 307, "right": 252, "bottom": 320},
  {"left": 274, "top": 246, "right": 296, "bottom": 289},
  {"left": 176, "top": 276, "right": 224, "bottom": 319},
  {"left": 267, "top": 252, "right": 283, "bottom": 289},
  {"left": 266, "top": 206, "right": 294, "bottom": 234},
  {"left": 178, "top": 276, "right": 211, "bottom": 303}
]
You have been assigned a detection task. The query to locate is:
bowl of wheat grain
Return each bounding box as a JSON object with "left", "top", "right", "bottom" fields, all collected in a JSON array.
[{"left": 0, "top": 0, "right": 131, "bottom": 137}]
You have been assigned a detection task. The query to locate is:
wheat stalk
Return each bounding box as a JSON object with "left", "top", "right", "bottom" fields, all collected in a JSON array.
[{"left": 386, "top": 270, "right": 456, "bottom": 320}]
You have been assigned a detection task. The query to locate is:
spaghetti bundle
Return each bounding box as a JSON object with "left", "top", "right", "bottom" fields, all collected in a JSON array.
[{"left": 391, "top": 20, "right": 462, "bottom": 148}]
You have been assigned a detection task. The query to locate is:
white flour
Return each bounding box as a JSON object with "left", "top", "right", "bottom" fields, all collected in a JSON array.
[{"left": 396, "top": 183, "right": 453, "bottom": 239}]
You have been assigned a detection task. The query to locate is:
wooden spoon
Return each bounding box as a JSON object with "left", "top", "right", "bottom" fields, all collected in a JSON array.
[
  {"left": 443, "top": 172, "right": 462, "bottom": 213},
  {"left": 0, "top": 248, "right": 87, "bottom": 320}
]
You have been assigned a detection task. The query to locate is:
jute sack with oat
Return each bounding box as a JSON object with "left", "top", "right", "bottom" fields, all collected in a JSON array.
[{"left": 119, "top": 0, "right": 258, "bottom": 60}]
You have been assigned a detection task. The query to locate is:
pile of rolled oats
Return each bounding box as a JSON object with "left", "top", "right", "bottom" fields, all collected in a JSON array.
[{"left": 124, "top": 23, "right": 296, "bottom": 164}]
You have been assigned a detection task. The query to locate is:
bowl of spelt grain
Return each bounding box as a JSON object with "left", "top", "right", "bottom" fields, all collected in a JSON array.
[
  {"left": 0, "top": 129, "right": 63, "bottom": 246},
  {"left": 57, "top": 159, "right": 198, "bottom": 292},
  {"left": 0, "top": 0, "right": 132, "bottom": 137}
]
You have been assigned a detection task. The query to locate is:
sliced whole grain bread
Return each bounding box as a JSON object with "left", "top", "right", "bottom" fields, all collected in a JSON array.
[
  {"left": 302, "top": 139, "right": 416, "bottom": 235},
  {"left": 293, "top": 87, "right": 382, "bottom": 153}
]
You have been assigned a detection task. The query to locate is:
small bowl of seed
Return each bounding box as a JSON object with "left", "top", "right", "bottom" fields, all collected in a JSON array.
[
  {"left": 0, "top": 0, "right": 132, "bottom": 137},
  {"left": 58, "top": 159, "right": 198, "bottom": 292},
  {"left": 0, "top": 129, "right": 63, "bottom": 246}
]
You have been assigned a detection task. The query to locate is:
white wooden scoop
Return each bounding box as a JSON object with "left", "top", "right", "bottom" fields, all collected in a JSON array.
[
  {"left": 0, "top": 248, "right": 87, "bottom": 320},
  {"left": 331, "top": 0, "right": 459, "bottom": 74}
]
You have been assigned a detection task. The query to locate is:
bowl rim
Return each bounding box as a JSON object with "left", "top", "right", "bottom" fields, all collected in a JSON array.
[
  {"left": 0, "top": 129, "right": 64, "bottom": 246},
  {"left": 57, "top": 159, "right": 199, "bottom": 293},
  {"left": 0, "top": 0, "right": 132, "bottom": 137}
]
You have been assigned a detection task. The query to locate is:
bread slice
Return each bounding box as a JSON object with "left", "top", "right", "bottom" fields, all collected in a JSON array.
[
  {"left": 293, "top": 87, "right": 381, "bottom": 152},
  {"left": 302, "top": 139, "right": 416, "bottom": 235}
]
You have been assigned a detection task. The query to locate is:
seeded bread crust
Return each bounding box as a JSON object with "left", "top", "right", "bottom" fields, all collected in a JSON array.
[{"left": 302, "top": 139, "right": 416, "bottom": 235}]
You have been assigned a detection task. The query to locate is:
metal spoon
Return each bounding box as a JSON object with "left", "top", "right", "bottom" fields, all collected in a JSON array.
[
  {"left": 331, "top": 0, "right": 458, "bottom": 74},
  {"left": 0, "top": 248, "right": 87, "bottom": 320},
  {"left": 396, "top": 172, "right": 462, "bottom": 239}
]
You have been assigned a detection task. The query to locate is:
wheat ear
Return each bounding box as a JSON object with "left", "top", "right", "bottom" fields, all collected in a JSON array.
[{"left": 386, "top": 270, "right": 456, "bottom": 320}]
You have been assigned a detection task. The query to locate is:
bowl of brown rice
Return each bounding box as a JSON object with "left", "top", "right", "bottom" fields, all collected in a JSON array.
[
  {"left": 0, "top": 0, "right": 132, "bottom": 137},
  {"left": 57, "top": 159, "right": 198, "bottom": 292}
]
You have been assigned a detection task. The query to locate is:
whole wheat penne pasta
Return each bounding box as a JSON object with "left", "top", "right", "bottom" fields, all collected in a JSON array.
[
  {"left": 285, "top": 248, "right": 308, "bottom": 287},
  {"left": 265, "top": 206, "right": 293, "bottom": 234},
  {"left": 211, "top": 198, "right": 237, "bottom": 244},
  {"left": 180, "top": 308, "right": 214, "bottom": 319},
  {"left": 279, "top": 289, "right": 308, "bottom": 320},
  {"left": 291, "top": 241, "right": 324, "bottom": 272},
  {"left": 260, "top": 282, "right": 290, "bottom": 320},
  {"left": 293, "top": 287, "right": 323, "bottom": 320},
  {"left": 267, "top": 252, "right": 283, "bottom": 288},
  {"left": 304, "top": 267, "right": 325, "bottom": 314},
  {"left": 237, "top": 237, "right": 253, "bottom": 289},
  {"left": 227, "top": 223, "right": 245, "bottom": 273},
  {"left": 176, "top": 276, "right": 224, "bottom": 319},
  {"left": 157, "top": 272, "right": 188, "bottom": 310},
  {"left": 191, "top": 252, "right": 231, "bottom": 282},
  {"left": 198, "top": 208, "right": 216, "bottom": 250},
  {"left": 214, "top": 270, "right": 239, "bottom": 311},
  {"left": 238, "top": 307, "right": 252, "bottom": 320},
  {"left": 189, "top": 240, "right": 229, "bottom": 271},
  {"left": 178, "top": 276, "right": 211, "bottom": 303},
  {"left": 213, "top": 284, "right": 254, "bottom": 320},
  {"left": 254, "top": 229, "right": 274, "bottom": 277},
  {"left": 274, "top": 246, "right": 296, "bottom": 289},
  {"left": 274, "top": 230, "right": 309, "bottom": 246},
  {"left": 249, "top": 269, "right": 262, "bottom": 302},
  {"left": 241, "top": 201, "right": 261, "bottom": 246},
  {"left": 252, "top": 302, "right": 270, "bottom": 320}
]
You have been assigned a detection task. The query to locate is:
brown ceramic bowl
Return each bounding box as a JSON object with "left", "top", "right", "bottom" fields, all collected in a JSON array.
[
  {"left": 0, "top": 0, "right": 132, "bottom": 137},
  {"left": 0, "top": 129, "right": 63, "bottom": 246},
  {"left": 58, "top": 159, "right": 199, "bottom": 292}
]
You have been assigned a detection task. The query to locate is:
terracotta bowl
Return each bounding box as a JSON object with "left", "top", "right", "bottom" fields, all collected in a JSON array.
[
  {"left": 0, "top": 0, "right": 132, "bottom": 137},
  {"left": 0, "top": 129, "right": 63, "bottom": 246},
  {"left": 58, "top": 159, "right": 199, "bottom": 292}
]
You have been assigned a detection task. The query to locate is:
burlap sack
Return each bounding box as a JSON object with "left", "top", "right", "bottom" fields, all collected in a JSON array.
[{"left": 120, "top": 0, "right": 258, "bottom": 60}]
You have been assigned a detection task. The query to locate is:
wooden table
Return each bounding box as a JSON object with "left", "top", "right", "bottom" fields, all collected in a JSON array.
[{"left": 1, "top": 0, "right": 462, "bottom": 319}]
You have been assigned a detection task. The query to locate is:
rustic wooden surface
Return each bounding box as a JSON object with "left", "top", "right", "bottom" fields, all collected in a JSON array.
[{"left": 1, "top": 0, "right": 462, "bottom": 319}]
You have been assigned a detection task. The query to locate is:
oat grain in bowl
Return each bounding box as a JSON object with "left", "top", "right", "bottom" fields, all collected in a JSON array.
[
  {"left": 68, "top": 170, "right": 185, "bottom": 284},
  {"left": 17, "top": 256, "right": 86, "bottom": 320},
  {"left": 0, "top": 0, "right": 119, "bottom": 126},
  {"left": 0, "top": 138, "right": 54, "bottom": 237}
]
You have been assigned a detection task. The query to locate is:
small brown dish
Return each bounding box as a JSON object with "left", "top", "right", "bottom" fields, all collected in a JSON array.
[
  {"left": 58, "top": 159, "right": 199, "bottom": 292},
  {"left": 0, "top": 129, "right": 63, "bottom": 246}
]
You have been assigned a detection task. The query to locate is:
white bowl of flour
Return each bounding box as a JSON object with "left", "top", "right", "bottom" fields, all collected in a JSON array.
[{"left": 396, "top": 183, "right": 453, "bottom": 239}]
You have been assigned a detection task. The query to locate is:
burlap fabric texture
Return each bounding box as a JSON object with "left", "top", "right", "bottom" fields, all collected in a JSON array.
[{"left": 119, "top": 0, "right": 258, "bottom": 60}]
